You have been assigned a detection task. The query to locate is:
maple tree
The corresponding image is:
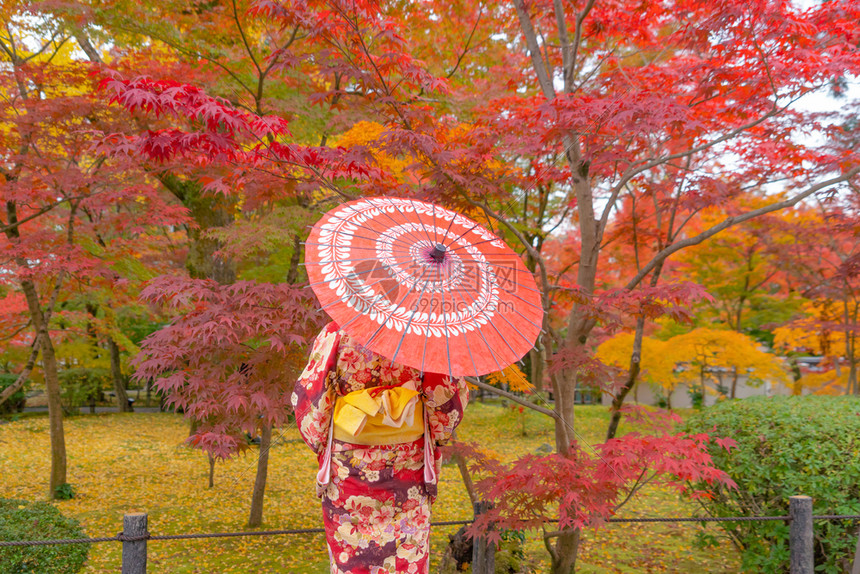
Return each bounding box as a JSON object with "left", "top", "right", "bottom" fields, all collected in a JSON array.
[
  {"left": 64, "top": 0, "right": 359, "bottom": 523},
  {"left": 672, "top": 200, "right": 800, "bottom": 337},
  {"left": 0, "top": 6, "right": 186, "bottom": 497},
  {"left": 463, "top": 430, "right": 737, "bottom": 553},
  {"left": 774, "top": 299, "right": 860, "bottom": 395},
  {"left": 770, "top": 201, "right": 859, "bottom": 395},
  {"left": 597, "top": 328, "right": 787, "bottom": 406},
  {"left": 670, "top": 328, "right": 788, "bottom": 401},
  {"left": 72, "top": 0, "right": 305, "bottom": 284},
  {"left": 596, "top": 332, "right": 677, "bottom": 404},
  {"left": 394, "top": 1, "right": 858, "bottom": 569},
  {"left": 130, "top": 277, "right": 321, "bottom": 455},
  {"left": 10, "top": 0, "right": 854, "bottom": 569}
]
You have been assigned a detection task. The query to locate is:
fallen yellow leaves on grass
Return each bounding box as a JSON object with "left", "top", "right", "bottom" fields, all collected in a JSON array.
[{"left": 0, "top": 404, "right": 739, "bottom": 573}]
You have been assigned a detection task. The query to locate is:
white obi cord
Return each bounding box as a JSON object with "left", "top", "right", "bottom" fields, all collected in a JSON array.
[{"left": 316, "top": 411, "right": 335, "bottom": 497}]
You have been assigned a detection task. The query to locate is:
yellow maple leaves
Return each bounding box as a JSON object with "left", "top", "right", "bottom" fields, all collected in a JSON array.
[
  {"left": 329, "top": 120, "right": 510, "bottom": 188},
  {"left": 484, "top": 364, "right": 532, "bottom": 393},
  {"left": 774, "top": 300, "right": 859, "bottom": 361},
  {"left": 329, "top": 121, "right": 412, "bottom": 182},
  {"left": 597, "top": 328, "right": 789, "bottom": 398},
  {"left": 793, "top": 369, "right": 849, "bottom": 396}
]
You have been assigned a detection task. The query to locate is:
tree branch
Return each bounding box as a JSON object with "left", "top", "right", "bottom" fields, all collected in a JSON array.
[
  {"left": 466, "top": 377, "right": 557, "bottom": 419},
  {"left": 0, "top": 334, "right": 41, "bottom": 407},
  {"left": 231, "top": 0, "right": 262, "bottom": 75},
  {"left": 446, "top": 7, "right": 483, "bottom": 79},
  {"left": 601, "top": 105, "right": 792, "bottom": 228},
  {"left": 625, "top": 167, "right": 860, "bottom": 290},
  {"left": 74, "top": 31, "right": 102, "bottom": 63},
  {"left": 569, "top": 0, "right": 597, "bottom": 90},
  {"left": 513, "top": 0, "right": 556, "bottom": 99},
  {"left": 467, "top": 198, "right": 551, "bottom": 311},
  {"left": 1, "top": 262, "right": 68, "bottom": 407},
  {"left": 553, "top": 0, "right": 573, "bottom": 93},
  {"left": 0, "top": 195, "right": 85, "bottom": 234}
]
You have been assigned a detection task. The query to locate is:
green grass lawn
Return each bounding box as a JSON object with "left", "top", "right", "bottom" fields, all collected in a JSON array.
[{"left": 0, "top": 402, "right": 740, "bottom": 573}]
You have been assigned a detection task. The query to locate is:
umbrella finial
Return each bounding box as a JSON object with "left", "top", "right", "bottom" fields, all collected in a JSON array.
[{"left": 430, "top": 243, "right": 447, "bottom": 263}]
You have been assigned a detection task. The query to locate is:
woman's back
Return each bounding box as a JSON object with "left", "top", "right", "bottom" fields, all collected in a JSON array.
[{"left": 292, "top": 323, "right": 468, "bottom": 573}]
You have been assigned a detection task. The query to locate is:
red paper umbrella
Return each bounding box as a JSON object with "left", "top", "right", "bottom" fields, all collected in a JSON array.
[{"left": 304, "top": 197, "right": 544, "bottom": 377}]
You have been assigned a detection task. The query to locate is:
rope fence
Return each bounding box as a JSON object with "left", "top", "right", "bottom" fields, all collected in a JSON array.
[
  {"left": 2, "top": 498, "right": 859, "bottom": 574},
  {"left": 606, "top": 514, "right": 860, "bottom": 523},
  {"left": 0, "top": 521, "right": 483, "bottom": 548}
]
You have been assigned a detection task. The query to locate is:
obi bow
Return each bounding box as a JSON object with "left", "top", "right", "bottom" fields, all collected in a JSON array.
[
  {"left": 332, "top": 381, "right": 424, "bottom": 445},
  {"left": 316, "top": 380, "right": 437, "bottom": 497}
]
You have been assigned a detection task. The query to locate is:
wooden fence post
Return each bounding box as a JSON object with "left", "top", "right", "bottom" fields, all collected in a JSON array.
[
  {"left": 790, "top": 496, "right": 813, "bottom": 574},
  {"left": 851, "top": 523, "right": 860, "bottom": 574},
  {"left": 122, "top": 512, "right": 148, "bottom": 574},
  {"left": 472, "top": 501, "right": 495, "bottom": 574}
]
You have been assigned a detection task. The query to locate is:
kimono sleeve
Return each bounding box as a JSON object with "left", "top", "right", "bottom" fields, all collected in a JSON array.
[
  {"left": 422, "top": 372, "right": 470, "bottom": 447},
  {"left": 290, "top": 323, "right": 340, "bottom": 454}
]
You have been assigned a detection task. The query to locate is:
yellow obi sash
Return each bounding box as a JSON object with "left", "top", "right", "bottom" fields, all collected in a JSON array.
[{"left": 332, "top": 382, "right": 424, "bottom": 445}]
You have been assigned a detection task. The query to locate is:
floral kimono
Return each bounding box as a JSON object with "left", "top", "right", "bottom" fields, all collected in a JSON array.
[{"left": 292, "top": 322, "right": 469, "bottom": 574}]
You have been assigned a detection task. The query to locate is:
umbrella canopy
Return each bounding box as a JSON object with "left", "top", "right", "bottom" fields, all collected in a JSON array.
[{"left": 305, "top": 197, "right": 544, "bottom": 377}]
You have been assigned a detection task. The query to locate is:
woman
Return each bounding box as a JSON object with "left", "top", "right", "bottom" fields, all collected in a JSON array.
[{"left": 292, "top": 321, "right": 469, "bottom": 574}]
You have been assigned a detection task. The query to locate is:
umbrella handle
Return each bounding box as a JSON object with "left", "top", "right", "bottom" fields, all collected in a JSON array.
[{"left": 423, "top": 399, "right": 437, "bottom": 488}]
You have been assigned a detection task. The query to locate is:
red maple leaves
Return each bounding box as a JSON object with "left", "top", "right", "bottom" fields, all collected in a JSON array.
[
  {"left": 132, "top": 276, "right": 325, "bottom": 458},
  {"left": 459, "top": 431, "right": 737, "bottom": 543}
]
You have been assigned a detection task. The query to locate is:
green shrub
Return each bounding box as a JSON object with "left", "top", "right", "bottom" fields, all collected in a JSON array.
[
  {"left": 59, "top": 368, "right": 110, "bottom": 410},
  {"left": 495, "top": 529, "right": 528, "bottom": 573},
  {"left": 54, "top": 483, "right": 75, "bottom": 501},
  {"left": 0, "top": 374, "right": 27, "bottom": 415},
  {"left": 685, "top": 396, "right": 860, "bottom": 573},
  {"left": 0, "top": 498, "right": 90, "bottom": 573},
  {"left": 687, "top": 388, "right": 704, "bottom": 410}
]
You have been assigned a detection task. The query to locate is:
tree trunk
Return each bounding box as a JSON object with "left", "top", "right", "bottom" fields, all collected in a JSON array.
[
  {"left": 449, "top": 429, "right": 478, "bottom": 506},
  {"left": 108, "top": 337, "right": 132, "bottom": 412},
  {"left": 454, "top": 451, "right": 478, "bottom": 507},
  {"left": 849, "top": 359, "right": 858, "bottom": 396},
  {"left": 550, "top": 529, "right": 581, "bottom": 574},
  {"left": 789, "top": 356, "right": 803, "bottom": 396},
  {"left": 848, "top": 329, "right": 857, "bottom": 395},
  {"left": 530, "top": 347, "right": 544, "bottom": 391},
  {"left": 41, "top": 334, "right": 67, "bottom": 497},
  {"left": 208, "top": 453, "right": 216, "bottom": 488},
  {"left": 548, "top": 310, "right": 589, "bottom": 570},
  {"left": 730, "top": 367, "right": 739, "bottom": 399},
  {"left": 159, "top": 175, "right": 236, "bottom": 283},
  {"left": 286, "top": 234, "right": 303, "bottom": 284},
  {"left": 552, "top": 373, "right": 576, "bottom": 455},
  {"left": 606, "top": 263, "right": 665, "bottom": 440},
  {"left": 607, "top": 315, "right": 646, "bottom": 440},
  {"left": 7, "top": 197, "right": 68, "bottom": 497},
  {"left": 19, "top": 278, "right": 67, "bottom": 498},
  {"left": 247, "top": 423, "right": 272, "bottom": 527}
]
